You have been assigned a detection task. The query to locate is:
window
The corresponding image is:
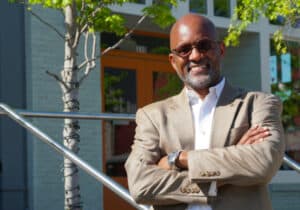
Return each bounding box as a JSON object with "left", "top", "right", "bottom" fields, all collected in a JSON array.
[
  {"left": 101, "top": 32, "right": 169, "bottom": 55},
  {"left": 214, "top": 0, "right": 230, "bottom": 17},
  {"left": 189, "top": 0, "right": 207, "bottom": 14},
  {"left": 104, "top": 68, "right": 137, "bottom": 176},
  {"left": 270, "top": 40, "right": 300, "bottom": 168},
  {"left": 135, "top": 0, "right": 145, "bottom": 4}
]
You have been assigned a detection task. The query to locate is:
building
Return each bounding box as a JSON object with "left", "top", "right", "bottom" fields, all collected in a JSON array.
[{"left": 0, "top": 0, "right": 299, "bottom": 210}]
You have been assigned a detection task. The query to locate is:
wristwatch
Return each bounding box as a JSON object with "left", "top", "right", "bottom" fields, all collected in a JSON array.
[{"left": 167, "top": 150, "right": 182, "bottom": 170}]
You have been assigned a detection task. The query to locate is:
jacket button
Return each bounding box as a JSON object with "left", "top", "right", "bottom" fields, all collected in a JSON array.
[
  {"left": 187, "top": 188, "right": 193, "bottom": 193},
  {"left": 207, "top": 171, "right": 214, "bottom": 176},
  {"left": 180, "top": 187, "right": 187, "bottom": 193},
  {"left": 192, "top": 187, "right": 200, "bottom": 193}
]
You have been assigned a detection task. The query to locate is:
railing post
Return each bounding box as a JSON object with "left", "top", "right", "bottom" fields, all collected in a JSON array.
[{"left": 0, "top": 103, "right": 150, "bottom": 210}]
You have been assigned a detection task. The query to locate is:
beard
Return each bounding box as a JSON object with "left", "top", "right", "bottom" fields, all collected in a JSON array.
[{"left": 176, "top": 59, "right": 220, "bottom": 90}]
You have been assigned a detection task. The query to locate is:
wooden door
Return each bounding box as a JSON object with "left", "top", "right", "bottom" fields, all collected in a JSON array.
[{"left": 101, "top": 50, "right": 182, "bottom": 210}]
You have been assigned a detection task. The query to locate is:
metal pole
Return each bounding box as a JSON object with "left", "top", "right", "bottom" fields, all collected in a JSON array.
[
  {"left": 0, "top": 109, "right": 135, "bottom": 120},
  {"left": 283, "top": 155, "right": 300, "bottom": 173},
  {"left": 2, "top": 108, "right": 300, "bottom": 173},
  {"left": 0, "top": 103, "right": 149, "bottom": 210}
]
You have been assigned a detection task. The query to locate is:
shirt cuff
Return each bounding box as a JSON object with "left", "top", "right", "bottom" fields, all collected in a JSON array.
[{"left": 208, "top": 181, "right": 217, "bottom": 196}]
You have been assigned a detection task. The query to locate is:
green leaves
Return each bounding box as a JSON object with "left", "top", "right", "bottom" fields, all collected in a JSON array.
[
  {"left": 10, "top": 0, "right": 181, "bottom": 37},
  {"left": 142, "top": 0, "right": 180, "bottom": 28},
  {"left": 10, "top": 0, "right": 73, "bottom": 8},
  {"left": 225, "top": 0, "right": 299, "bottom": 54},
  {"left": 91, "top": 8, "right": 126, "bottom": 35}
]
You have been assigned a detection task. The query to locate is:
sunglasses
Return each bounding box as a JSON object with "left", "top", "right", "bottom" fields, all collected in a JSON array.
[{"left": 171, "top": 39, "right": 219, "bottom": 58}]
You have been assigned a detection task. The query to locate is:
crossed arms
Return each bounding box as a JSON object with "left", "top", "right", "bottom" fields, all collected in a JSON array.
[{"left": 125, "top": 93, "right": 285, "bottom": 205}]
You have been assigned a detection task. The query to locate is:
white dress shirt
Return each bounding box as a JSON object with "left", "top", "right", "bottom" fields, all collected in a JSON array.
[{"left": 186, "top": 78, "right": 225, "bottom": 210}]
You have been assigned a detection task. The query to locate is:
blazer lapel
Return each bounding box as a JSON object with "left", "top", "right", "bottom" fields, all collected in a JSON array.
[
  {"left": 167, "top": 89, "right": 195, "bottom": 150},
  {"left": 210, "top": 82, "right": 244, "bottom": 148}
]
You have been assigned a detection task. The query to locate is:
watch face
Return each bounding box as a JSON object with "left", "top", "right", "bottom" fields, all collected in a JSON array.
[{"left": 168, "top": 151, "right": 180, "bottom": 170}]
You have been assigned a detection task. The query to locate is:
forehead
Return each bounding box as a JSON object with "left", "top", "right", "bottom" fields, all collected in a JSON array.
[
  {"left": 170, "top": 17, "right": 217, "bottom": 48},
  {"left": 177, "top": 25, "right": 213, "bottom": 43}
]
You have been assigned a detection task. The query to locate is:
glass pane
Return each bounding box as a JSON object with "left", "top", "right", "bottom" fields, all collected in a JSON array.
[
  {"left": 214, "top": 0, "right": 230, "bottom": 17},
  {"left": 270, "top": 40, "right": 300, "bottom": 168},
  {"left": 104, "top": 68, "right": 137, "bottom": 113},
  {"left": 104, "top": 68, "right": 137, "bottom": 176},
  {"left": 292, "top": 19, "right": 300, "bottom": 28},
  {"left": 135, "top": 0, "right": 145, "bottom": 4},
  {"left": 153, "top": 71, "right": 182, "bottom": 101},
  {"left": 269, "top": 16, "right": 285, "bottom": 25},
  {"left": 189, "top": 0, "right": 207, "bottom": 14},
  {"left": 101, "top": 32, "right": 169, "bottom": 55}
]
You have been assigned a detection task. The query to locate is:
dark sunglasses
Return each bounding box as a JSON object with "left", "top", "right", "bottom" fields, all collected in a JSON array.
[{"left": 171, "top": 39, "right": 219, "bottom": 58}]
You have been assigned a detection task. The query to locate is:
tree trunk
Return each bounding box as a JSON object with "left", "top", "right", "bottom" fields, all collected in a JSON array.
[{"left": 62, "top": 3, "right": 81, "bottom": 210}]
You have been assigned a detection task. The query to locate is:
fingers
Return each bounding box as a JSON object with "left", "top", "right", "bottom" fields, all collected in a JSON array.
[
  {"left": 238, "top": 125, "right": 271, "bottom": 145},
  {"left": 157, "top": 156, "right": 170, "bottom": 170}
]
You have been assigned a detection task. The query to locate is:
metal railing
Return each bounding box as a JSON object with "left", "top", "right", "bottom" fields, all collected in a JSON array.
[
  {"left": 0, "top": 103, "right": 149, "bottom": 210},
  {"left": 283, "top": 155, "right": 300, "bottom": 172},
  {"left": 0, "top": 103, "right": 299, "bottom": 209},
  {"left": 1, "top": 105, "right": 299, "bottom": 173}
]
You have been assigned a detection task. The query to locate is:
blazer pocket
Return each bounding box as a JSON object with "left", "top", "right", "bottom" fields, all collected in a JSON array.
[{"left": 228, "top": 125, "right": 249, "bottom": 145}]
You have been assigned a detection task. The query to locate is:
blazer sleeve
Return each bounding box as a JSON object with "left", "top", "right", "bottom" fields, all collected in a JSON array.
[
  {"left": 125, "top": 108, "right": 213, "bottom": 205},
  {"left": 187, "top": 93, "right": 285, "bottom": 186}
]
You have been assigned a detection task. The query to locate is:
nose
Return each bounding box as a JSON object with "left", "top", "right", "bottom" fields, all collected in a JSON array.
[{"left": 188, "top": 46, "right": 205, "bottom": 61}]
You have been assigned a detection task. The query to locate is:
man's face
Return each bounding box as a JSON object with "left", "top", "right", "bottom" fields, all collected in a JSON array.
[{"left": 169, "top": 21, "right": 225, "bottom": 91}]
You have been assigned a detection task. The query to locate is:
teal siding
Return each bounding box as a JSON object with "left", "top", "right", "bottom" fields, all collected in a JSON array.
[
  {"left": 222, "top": 32, "right": 261, "bottom": 91},
  {"left": 270, "top": 183, "right": 300, "bottom": 210}
]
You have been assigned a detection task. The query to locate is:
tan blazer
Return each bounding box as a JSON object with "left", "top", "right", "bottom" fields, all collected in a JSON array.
[{"left": 125, "top": 81, "right": 285, "bottom": 210}]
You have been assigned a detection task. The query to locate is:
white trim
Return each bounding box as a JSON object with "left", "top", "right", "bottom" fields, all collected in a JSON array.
[
  {"left": 258, "top": 18, "right": 271, "bottom": 93},
  {"left": 230, "top": 0, "right": 237, "bottom": 17},
  {"left": 206, "top": 0, "right": 214, "bottom": 17}
]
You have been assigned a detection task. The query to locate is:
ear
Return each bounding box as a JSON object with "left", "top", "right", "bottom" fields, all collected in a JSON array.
[
  {"left": 169, "top": 53, "right": 178, "bottom": 70},
  {"left": 219, "top": 41, "right": 226, "bottom": 57}
]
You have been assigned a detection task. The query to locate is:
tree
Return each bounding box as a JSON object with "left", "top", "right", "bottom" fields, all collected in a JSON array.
[
  {"left": 225, "top": 0, "right": 300, "bottom": 53},
  {"left": 225, "top": 0, "right": 300, "bottom": 129},
  {"left": 10, "top": 0, "right": 183, "bottom": 209}
]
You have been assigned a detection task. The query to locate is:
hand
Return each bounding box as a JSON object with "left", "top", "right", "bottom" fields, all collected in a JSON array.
[
  {"left": 157, "top": 156, "right": 170, "bottom": 170},
  {"left": 237, "top": 125, "right": 270, "bottom": 145}
]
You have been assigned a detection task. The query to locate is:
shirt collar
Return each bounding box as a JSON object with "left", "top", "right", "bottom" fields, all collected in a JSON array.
[{"left": 186, "top": 77, "right": 225, "bottom": 105}]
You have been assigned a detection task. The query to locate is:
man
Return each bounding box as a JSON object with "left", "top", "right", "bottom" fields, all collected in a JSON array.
[{"left": 125, "top": 14, "right": 285, "bottom": 210}]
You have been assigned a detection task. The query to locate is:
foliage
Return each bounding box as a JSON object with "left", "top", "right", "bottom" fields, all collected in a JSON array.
[
  {"left": 225, "top": 0, "right": 300, "bottom": 53},
  {"left": 272, "top": 82, "right": 300, "bottom": 129},
  {"left": 143, "top": 0, "right": 179, "bottom": 28},
  {"left": 10, "top": 0, "right": 184, "bottom": 35}
]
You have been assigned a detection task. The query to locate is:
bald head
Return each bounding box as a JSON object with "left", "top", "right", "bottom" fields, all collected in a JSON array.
[
  {"left": 168, "top": 14, "right": 224, "bottom": 95},
  {"left": 170, "top": 14, "right": 217, "bottom": 50}
]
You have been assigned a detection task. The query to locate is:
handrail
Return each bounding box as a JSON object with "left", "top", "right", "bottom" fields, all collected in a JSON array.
[
  {"left": 0, "top": 103, "right": 150, "bottom": 210},
  {"left": 283, "top": 155, "right": 300, "bottom": 173},
  {"left": 1, "top": 107, "right": 300, "bottom": 173},
  {"left": 0, "top": 109, "right": 136, "bottom": 120},
  {"left": 0, "top": 105, "right": 299, "bottom": 178}
]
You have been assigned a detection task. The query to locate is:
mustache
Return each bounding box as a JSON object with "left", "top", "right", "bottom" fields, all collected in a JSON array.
[{"left": 186, "top": 58, "right": 211, "bottom": 71}]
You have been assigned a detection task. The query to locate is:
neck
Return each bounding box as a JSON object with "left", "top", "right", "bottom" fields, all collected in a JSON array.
[
  {"left": 196, "top": 89, "right": 209, "bottom": 100},
  {"left": 189, "top": 77, "right": 222, "bottom": 99}
]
